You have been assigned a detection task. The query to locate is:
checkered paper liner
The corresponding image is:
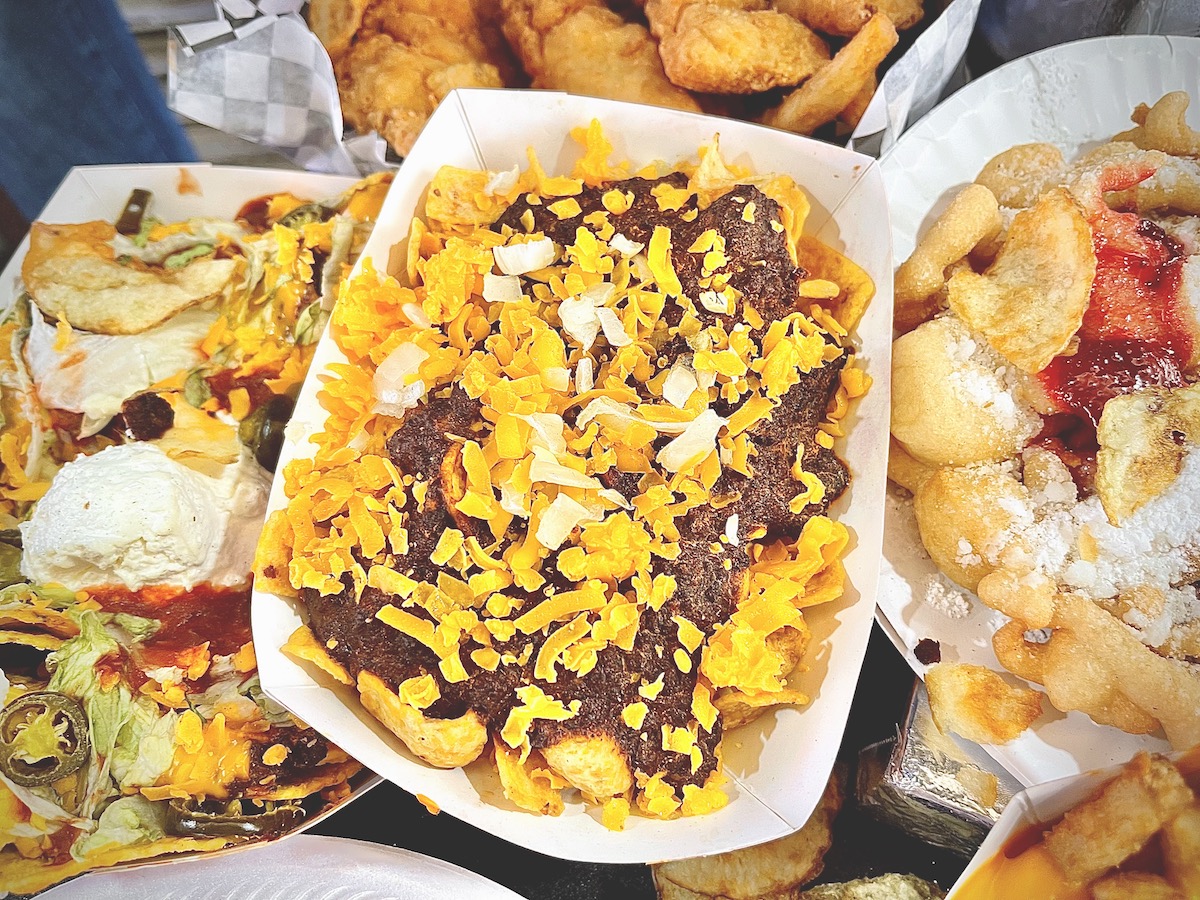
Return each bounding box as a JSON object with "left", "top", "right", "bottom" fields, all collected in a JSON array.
[
  {"left": 168, "top": 2, "right": 389, "bottom": 175},
  {"left": 849, "top": 0, "right": 984, "bottom": 157},
  {"left": 169, "top": 0, "right": 979, "bottom": 170}
]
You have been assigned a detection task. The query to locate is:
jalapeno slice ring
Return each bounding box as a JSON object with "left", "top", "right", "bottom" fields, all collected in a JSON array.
[
  {"left": 165, "top": 798, "right": 306, "bottom": 838},
  {"left": 0, "top": 691, "right": 90, "bottom": 787},
  {"left": 277, "top": 203, "right": 334, "bottom": 229}
]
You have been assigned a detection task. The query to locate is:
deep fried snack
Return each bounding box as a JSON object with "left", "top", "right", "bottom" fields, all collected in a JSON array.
[
  {"left": 912, "top": 463, "right": 1029, "bottom": 592},
  {"left": 885, "top": 436, "right": 933, "bottom": 493},
  {"left": 648, "top": 0, "right": 830, "bottom": 94},
  {"left": 925, "top": 662, "right": 1043, "bottom": 745},
  {"left": 946, "top": 188, "right": 1095, "bottom": 374},
  {"left": 893, "top": 184, "right": 1001, "bottom": 332},
  {"left": 773, "top": 0, "right": 921, "bottom": 36},
  {"left": 1096, "top": 383, "right": 1200, "bottom": 525},
  {"left": 761, "top": 14, "right": 897, "bottom": 136},
  {"left": 500, "top": 0, "right": 700, "bottom": 110},
  {"left": 1047, "top": 593, "right": 1200, "bottom": 748},
  {"left": 653, "top": 771, "right": 842, "bottom": 898},
  {"left": 1162, "top": 803, "right": 1200, "bottom": 896},
  {"left": 335, "top": 31, "right": 503, "bottom": 156},
  {"left": 1091, "top": 873, "right": 1185, "bottom": 900},
  {"left": 990, "top": 621, "right": 1047, "bottom": 684},
  {"left": 836, "top": 72, "right": 876, "bottom": 134},
  {"left": 891, "top": 316, "right": 1042, "bottom": 467},
  {"left": 974, "top": 142, "right": 1065, "bottom": 209},
  {"left": 975, "top": 569, "right": 1055, "bottom": 630},
  {"left": 308, "top": 0, "right": 371, "bottom": 59},
  {"left": 1043, "top": 752, "right": 1195, "bottom": 885},
  {"left": 1114, "top": 91, "right": 1200, "bottom": 157}
]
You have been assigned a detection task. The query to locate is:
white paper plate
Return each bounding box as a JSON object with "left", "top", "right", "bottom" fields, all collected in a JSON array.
[
  {"left": 40, "top": 836, "right": 522, "bottom": 900},
  {"left": 877, "top": 35, "right": 1200, "bottom": 787}
]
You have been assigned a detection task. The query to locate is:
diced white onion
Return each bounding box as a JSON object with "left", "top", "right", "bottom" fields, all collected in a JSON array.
[
  {"left": 596, "top": 307, "right": 632, "bottom": 347},
  {"left": 493, "top": 237, "right": 556, "bottom": 275},
  {"left": 662, "top": 360, "right": 698, "bottom": 409},
  {"left": 483, "top": 273, "right": 523, "bottom": 305},
  {"left": 528, "top": 446, "right": 604, "bottom": 490},
  {"left": 575, "top": 357, "right": 594, "bottom": 393},
  {"left": 609, "top": 233, "right": 644, "bottom": 257},
  {"left": 698, "top": 290, "right": 732, "bottom": 314},
  {"left": 373, "top": 343, "right": 428, "bottom": 415},
  {"left": 485, "top": 165, "right": 520, "bottom": 195},
  {"left": 401, "top": 302, "right": 432, "bottom": 328},
  {"left": 656, "top": 409, "right": 726, "bottom": 472},
  {"left": 558, "top": 296, "right": 601, "bottom": 349},
  {"left": 535, "top": 494, "right": 597, "bottom": 550},
  {"left": 724, "top": 513, "right": 740, "bottom": 546}
]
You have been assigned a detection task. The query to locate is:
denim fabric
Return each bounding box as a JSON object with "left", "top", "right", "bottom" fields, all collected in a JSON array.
[{"left": 0, "top": 0, "right": 198, "bottom": 220}]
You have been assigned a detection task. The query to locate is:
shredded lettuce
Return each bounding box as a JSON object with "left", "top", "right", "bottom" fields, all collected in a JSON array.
[
  {"left": 70, "top": 795, "right": 166, "bottom": 861},
  {"left": 131, "top": 216, "right": 160, "bottom": 249},
  {"left": 0, "top": 582, "right": 78, "bottom": 610},
  {"left": 110, "top": 698, "right": 177, "bottom": 791},
  {"left": 242, "top": 674, "right": 294, "bottom": 727},
  {"left": 107, "top": 613, "right": 160, "bottom": 644},
  {"left": 47, "top": 612, "right": 134, "bottom": 760}
]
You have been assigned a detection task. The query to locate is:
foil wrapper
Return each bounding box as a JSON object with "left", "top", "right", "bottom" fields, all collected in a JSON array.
[{"left": 857, "top": 683, "right": 1021, "bottom": 858}]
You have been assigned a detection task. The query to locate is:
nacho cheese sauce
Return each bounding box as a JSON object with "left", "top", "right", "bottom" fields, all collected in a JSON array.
[
  {"left": 270, "top": 125, "right": 872, "bottom": 823},
  {"left": 956, "top": 751, "right": 1200, "bottom": 899}
]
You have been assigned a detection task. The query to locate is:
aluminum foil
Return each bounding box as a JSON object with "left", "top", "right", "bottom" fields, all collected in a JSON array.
[{"left": 857, "top": 683, "right": 1022, "bottom": 858}]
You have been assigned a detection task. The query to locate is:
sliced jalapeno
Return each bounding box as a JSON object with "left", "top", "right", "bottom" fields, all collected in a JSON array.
[
  {"left": 238, "top": 394, "right": 295, "bottom": 471},
  {"left": 165, "top": 798, "right": 305, "bottom": 838},
  {"left": 277, "top": 203, "right": 334, "bottom": 229},
  {"left": 0, "top": 691, "right": 90, "bottom": 787}
]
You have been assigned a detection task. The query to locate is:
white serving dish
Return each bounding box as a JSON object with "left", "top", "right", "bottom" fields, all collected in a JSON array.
[{"left": 876, "top": 35, "right": 1200, "bottom": 787}]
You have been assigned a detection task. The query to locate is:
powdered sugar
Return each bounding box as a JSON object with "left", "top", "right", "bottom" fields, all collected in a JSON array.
[
  {"left": 922, "top": 574, "right": 972, "bottom": 619},
  {"left": 940, "top": 315, "right": 1041, "bottom": 437}
]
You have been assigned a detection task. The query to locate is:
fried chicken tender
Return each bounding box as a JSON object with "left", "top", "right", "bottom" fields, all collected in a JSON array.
[
  {"left": 499, "top": 0, "right": 700, "bottom": 111},
  {"left": 773, "top": 0, "right": 922, "bottom": 36},
  {"left": 335, "top": 32, "right": 503, "bottom": 156},
  {"left": 646, "top": 0, "right": 830, "bottom": 94},
  {"left": 312, "top": 0, "right": 509, "bottom": 156}
]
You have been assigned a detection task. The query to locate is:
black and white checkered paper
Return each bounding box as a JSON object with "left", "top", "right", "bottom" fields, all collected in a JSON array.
[{"left": 168, "top": 1, "right": 388, "bottom": 175}]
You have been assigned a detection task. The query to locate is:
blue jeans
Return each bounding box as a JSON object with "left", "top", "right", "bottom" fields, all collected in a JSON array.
[{"left": 0, "top": 0, "right": 197, "bottom": 221}]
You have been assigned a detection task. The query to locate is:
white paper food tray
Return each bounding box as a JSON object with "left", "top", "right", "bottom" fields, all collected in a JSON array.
[
  {"left": 876, "top": 35, "right": 1200, "bottom": 788},
  {"left": 253, "top": 88, "right": 894, "bottom": 864},
  {"left": 945, "top": 750, "right": 1196, "bottom": 898},
  {"left": 0, "top": 163, "right": 382, "bottom": 880}
]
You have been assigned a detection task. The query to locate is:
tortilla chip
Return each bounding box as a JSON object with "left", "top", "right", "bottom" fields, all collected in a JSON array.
[
  {"left": 0, "top": 629, "right": 64, "bottom": 650},
  {"left": 0, "top": 836, "right": 232, "bottom": 896},
  {"left": 254, "top": 511, "right": 299, "bottom": 598},
  {"left": 494, "top": 737, "right": 567, "bottom": 816},
  {"left": 794, "top": 234, "right": 876, "bottom": 331},
  {"left": 153, "top": 393, "right": 241, "bottom": 475},
  {"left": 23, "top": 222, "right": 235, "bottom": 335},
  {"left": 1096, "top": 382, "right": 1200, "bottom": 525},
  {"left": 246, "top": 758, "right": 363, "bottom": 800},
  {"left": 281, "top": 624, "right": 353, "bottom": 685},
  {"left": 0, "top": 605, "right": 80, "bottom": 637},
  {"left": 926, "top": 662, "right": 1043, "bottom": 745},
  {"left": 357, "top": 669, "right": 487, "bottom": 768},
  {"left": 946, "top": 188, "right": 1095, "bottom": 373}
]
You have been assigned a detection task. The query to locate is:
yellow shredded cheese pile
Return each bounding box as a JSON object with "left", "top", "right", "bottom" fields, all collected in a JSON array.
[{"left": 272, "top": 122, "right": 873, "bottom": 825}]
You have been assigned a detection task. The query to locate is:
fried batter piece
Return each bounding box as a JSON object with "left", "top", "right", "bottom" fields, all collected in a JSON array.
[
  {"left": 499, "top": 0, "right": 701, "bottom": 111},
  {"left": 646, "top": 0, "right": 830, "bottom": 94},
  {"left": 316, "top": 0, "right": 508, "bottom": 156}
]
